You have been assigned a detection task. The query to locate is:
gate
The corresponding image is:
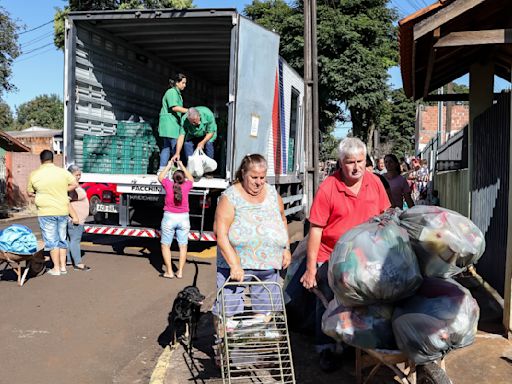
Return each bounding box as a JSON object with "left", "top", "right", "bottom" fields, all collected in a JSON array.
[{"left": 471, "top": 93, "right": 510, "bottom": 296}]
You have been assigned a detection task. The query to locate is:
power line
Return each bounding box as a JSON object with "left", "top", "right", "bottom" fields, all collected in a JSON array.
[
  {"left": 18, "top": 43, "right": 54, "bottom": 57},
  {"left": 21, "top": 32, "right": 54, "bottom": 49},
  {"left": 20, "top": 28, "right": 53, "bottom": 44},
  {"left": 14, "top": 47, "right": 56, "bottom": 64},
  {"left": 19, "top": 20, "right": 53, "bottom": 35}
]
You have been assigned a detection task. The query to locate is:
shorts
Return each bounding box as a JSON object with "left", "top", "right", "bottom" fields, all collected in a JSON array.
[
  {"left": 212, "top": 268, "right": 283, "bottom": 317},
  {"left": 160, "top": 211, "right": 190, "bottom": 246},
  {"left": 38, "top": 215, "right": 68, "bottom": 250}
]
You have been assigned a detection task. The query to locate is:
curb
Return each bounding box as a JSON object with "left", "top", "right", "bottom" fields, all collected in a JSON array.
[{"left": 149, "top": 345, "right": 174, "bottom": 384}]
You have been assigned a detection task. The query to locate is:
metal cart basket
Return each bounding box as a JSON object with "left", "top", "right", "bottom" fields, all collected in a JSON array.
[{"left": 215, "top": 274, "right": 296, "bottom": 383}]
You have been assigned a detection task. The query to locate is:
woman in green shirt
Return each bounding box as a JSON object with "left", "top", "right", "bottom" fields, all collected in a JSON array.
[{"left": 158, "top": 73, "right": 188, "bottom": 171}]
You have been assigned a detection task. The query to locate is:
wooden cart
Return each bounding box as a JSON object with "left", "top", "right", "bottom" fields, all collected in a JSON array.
[{"left": 0, "top": 249, "right": 46, "bottom": 287}]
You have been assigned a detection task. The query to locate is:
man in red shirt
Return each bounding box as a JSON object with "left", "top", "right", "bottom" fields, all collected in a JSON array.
[{"left": 300, "top": 137, "right": 390, "bottom": 371}]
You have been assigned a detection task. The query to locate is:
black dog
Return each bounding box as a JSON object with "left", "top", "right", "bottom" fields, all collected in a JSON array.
[{"left": 168, "top": 286, "right": 205, "bottom": 354}]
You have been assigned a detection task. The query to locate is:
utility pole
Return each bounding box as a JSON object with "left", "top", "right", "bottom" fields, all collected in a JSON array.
[{"left": 304, "top": 0, "right": 320, "bottom": 213}]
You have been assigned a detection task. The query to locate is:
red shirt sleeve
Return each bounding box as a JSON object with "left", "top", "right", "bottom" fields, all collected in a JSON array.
[
  {"left": 161, "top": 178, "right": 172, "bottom": 192},
  {"left": 309, "top": 183, "right": 331, "bottom": 227}
]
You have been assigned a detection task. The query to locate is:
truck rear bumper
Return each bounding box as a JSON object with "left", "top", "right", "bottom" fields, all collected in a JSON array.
[{"left": 84, "top": 225, "right": 216, "bottom": 241}]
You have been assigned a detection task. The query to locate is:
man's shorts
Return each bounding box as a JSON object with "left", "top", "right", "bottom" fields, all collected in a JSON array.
[
  {"left": 160, "top": 211, "right": 190, "bottom": 246},
  {"left": 212, "top": 268, "right": 283, "bottom": 318},
  {"left": 38, "top": 216, "right": 68, "bottom": 250}
]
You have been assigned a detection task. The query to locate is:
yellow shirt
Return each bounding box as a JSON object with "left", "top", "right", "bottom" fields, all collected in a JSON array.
[{"left": 27, "top": 163, "right": 76, "bottom": 216}]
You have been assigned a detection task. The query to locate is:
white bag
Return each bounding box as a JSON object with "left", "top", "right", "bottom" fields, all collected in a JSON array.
[
  {"left": 187, "top": 148, "right": 205, "bottom": 178},
  {"left": 201, "top": 149, "right": 217, "bottom": 173},
  {"left": 187, "top": 148, "right": 217, "bottom": 177}
]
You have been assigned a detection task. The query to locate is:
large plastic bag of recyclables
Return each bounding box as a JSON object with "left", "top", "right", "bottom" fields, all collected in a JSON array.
[
  {"left": 399, "top": 206, "right": 485, "bottom": 278},
  {"left": 328, "top": 213, "right": 423, "bottom": 306},
  {"left": 392, "top": 278, "right": 479, "bottom": 364},
  {"left": 322, "top": 297, "right": 396, "bottom": 350}
]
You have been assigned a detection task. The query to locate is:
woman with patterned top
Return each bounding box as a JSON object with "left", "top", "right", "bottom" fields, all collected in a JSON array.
[{"left": 213, "top": 154, "right": 291, "bottom": 320}]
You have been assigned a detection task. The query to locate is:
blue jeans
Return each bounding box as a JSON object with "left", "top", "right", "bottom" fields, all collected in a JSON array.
[
  {"left": 67, "top": 222, "right": 84, "bottom": 265},
  {"left": 159, "top": 137, "right": 178, "bottom": 168},
  {"left": 183, "top": 139, "right": 214, "bottom": 166},
  {"left": 38, "top": 216, "right": 68, "bottom": 250},
  {"left": 212, "top": 268, "right": 282, "bottom": 317},
  {"left": 160, "top": 211, "right": 190, "bottom": 246}
]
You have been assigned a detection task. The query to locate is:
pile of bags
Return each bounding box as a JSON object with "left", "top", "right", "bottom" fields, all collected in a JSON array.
[
  {"left": 322, "top": 206, "right": 483, "bottom": 363},
  {"left": 0, "top": 224, "right": 38, "bottom": 254}
]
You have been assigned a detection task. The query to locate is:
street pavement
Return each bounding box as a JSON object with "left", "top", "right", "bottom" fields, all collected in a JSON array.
[{"left": 1, "top": 217, "right": 512, "bottom": 383}]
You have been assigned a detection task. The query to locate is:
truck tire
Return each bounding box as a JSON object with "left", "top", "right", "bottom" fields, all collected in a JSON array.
[
  {"left": 89, "top": 195, "right": 101, "bottom": 215},
  {"left": 417, "top": 363, "right": 451, "bottom": 384}
]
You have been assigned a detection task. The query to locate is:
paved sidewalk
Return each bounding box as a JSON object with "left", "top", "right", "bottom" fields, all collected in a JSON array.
[{"left": 157, "top": 274, "right": 512, "bottom": 384}]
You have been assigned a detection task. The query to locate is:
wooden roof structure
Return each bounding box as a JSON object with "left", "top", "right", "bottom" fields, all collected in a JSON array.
[
  {"left": 399, "top": 0, "right": 512, "bottom": 100},
  {"left": 0, "top": 131, "right": 30, "bottom": 152}
]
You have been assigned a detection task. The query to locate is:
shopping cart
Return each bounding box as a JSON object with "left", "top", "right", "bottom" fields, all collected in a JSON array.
[{"left": 215, "top": 274, "right": 296, "bottom": 383}]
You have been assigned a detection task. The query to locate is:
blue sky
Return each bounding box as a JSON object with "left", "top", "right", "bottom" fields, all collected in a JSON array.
[
  {"left": 2, "top": 0, "right": 509, "bottom": 137},
  {"left": 1, "top": 0, "right": 424, "bottom": 114}
]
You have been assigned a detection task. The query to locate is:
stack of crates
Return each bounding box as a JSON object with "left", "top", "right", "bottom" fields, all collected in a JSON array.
[{"left": 83, "top": 121, "right": 159, "bottom": 174}]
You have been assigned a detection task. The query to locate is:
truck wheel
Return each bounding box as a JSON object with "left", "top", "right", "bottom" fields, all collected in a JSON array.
[
  {"left": 112, "top": 244, "right": 125, "bottom": 255},
  {"left": 417, "top": 363, "right": 451, "bottom": 384},
  {"left": 89, "top": 195, "right": 101, "bottom": 215}
]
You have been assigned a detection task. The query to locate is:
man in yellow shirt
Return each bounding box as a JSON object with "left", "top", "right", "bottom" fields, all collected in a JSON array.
[{"left": 27, "top": 150, "right": 78, "bottom": 276}]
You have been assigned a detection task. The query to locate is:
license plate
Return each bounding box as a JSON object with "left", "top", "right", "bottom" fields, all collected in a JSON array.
[{"left": 96, "top": 203, "right": 119, "bottom": 213}]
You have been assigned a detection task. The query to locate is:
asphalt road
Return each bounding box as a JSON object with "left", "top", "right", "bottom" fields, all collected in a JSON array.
[{"left": 0, "top": 216, "right": 218, "bottom": 384}]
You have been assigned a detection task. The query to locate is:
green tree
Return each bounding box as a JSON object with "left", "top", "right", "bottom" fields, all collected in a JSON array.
[
  {"left": 244, "top": 1, "right": 398, "bottom": 152},
  {"left": 0, "top": 7, "right": 21, "bottom": 97},
  {"left": 15, "top": 94, "right": 64, "bottom": 130},
  {"left": 319, "top": 126, "right": 339, "bottom": 162},
  {"left": 0, "top": 101, "right": 14, "bottom": 130},
  {"left": 54, "top": 0, "right": 194, "bottom": 50},
  {"left": 378, "top": 88, "right": 416, "bottom": 157}
]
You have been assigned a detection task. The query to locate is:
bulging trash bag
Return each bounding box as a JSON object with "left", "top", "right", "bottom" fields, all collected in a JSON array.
[
  {"left": 399, "top": 206, "right": 485, "bottom": 278},
  {"left": 392, "top": 278, "right": 479, "bottom": 365},
  {"left": 322, "top": 297, "right": 396, "bottom": 350},
  {"left": 0, "top": 224, "right": 37, "bottom": 254},
  {"left": 328, "top": 215, "right": 423, "bottom": 306}
]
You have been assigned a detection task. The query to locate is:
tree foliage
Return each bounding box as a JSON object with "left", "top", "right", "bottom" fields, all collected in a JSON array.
[
  {"left": 0, "top": 7, "right": 21, "bottom": 97},
  {"left": 319, "top": 126, "right": 339, "bottom": 162},
  {"left": 244, "top": 0, "right": 398, "bottom": 151},
  {"left": 54, "top": 0, "right": 194, "bottom": 50},
  {"left": 15, "top": 94, "right": 64, "bottom": 130},
  {"left": 377, "top": 88, "right": 416, "bottom": 157},
  {"left": 0, "top": 101, "right": 14, "bottom": 130}
]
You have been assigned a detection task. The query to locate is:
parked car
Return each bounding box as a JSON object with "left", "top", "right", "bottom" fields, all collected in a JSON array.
[{"left": 81, "top": 182, "right": 121, "bottom": 222}]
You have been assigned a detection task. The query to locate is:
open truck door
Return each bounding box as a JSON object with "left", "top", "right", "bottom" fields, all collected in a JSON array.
[{"left": 228, "top": 16, "right": 280, "bottom": 177}]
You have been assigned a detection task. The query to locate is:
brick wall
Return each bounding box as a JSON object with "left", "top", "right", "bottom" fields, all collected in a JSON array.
[
  {"left": 417, "top": 104, "right": 469, "bottom": 148},
  {"left": 6, "top": 152, "right": 64, "bottom": 208},
  {"left": 16, "top": 137, "right": 54, "bottom": 154}
]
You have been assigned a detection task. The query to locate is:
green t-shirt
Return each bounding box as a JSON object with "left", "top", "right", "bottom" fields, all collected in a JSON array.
[
  {"left": 180, "top": 106, "right": 217, "bottom": 141},
  {"left": 27, "top": 163, "right": 76, "bottom": 216},
  {"left": 158, "top": 87, "right": 183, "bottom": 138}
]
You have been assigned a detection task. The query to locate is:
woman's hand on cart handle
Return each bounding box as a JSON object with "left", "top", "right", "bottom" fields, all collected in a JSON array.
[
  {"left": 230, "top": 265, "right": 244, "bottom": 282},
  {"left": 300, "top": 267, "right": 318, "bottom": 289},
  {"left": 282, "top": 249, "right": 291, "bottom": 269}
]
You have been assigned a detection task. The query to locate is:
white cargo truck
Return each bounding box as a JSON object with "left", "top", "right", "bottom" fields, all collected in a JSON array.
[{"left": 64, "top": 8, "right": 306, "bottom": 241}]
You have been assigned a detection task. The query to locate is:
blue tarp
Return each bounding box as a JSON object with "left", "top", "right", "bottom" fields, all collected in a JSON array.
[{"left": 0, "top": 224, "right": 37, "bottom": 255}]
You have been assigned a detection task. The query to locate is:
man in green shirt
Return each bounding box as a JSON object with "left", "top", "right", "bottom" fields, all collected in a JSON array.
[
  {"left": 27, "top": 150, "right": 78, "bottom": 276},
  {"left": 173, "top": 106, "right": 217, "bottom": 163}
]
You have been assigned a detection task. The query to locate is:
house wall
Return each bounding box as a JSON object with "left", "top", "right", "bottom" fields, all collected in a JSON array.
[
  {"left": 6, "top": 153, "right": 64, "bottom": 208},
  {"left": 416, "top": 104, "right": 469, "bottom": 152},
  {"left": 15, "top": 137, "right": 55, "bottom": 155}
]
